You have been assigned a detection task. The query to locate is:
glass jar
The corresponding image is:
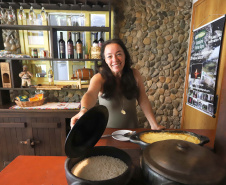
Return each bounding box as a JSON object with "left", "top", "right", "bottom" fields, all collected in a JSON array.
[{"left": 31, "top": 48, "right": 38, "bottom": 58}]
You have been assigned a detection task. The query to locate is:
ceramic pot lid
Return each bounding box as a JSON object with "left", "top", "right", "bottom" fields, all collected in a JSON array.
[
  {"left": 143, "top": 139, "right": 226, "bottom": 184},
  {"left": 65, "top": 105, "right": 109, "bottom": 158}
]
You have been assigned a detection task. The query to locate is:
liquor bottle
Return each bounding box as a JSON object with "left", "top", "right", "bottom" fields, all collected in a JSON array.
[
  {"left": 59, "top": 32, "right": 65, "bottom": 59},
  {"left": 67, "top": 32, "right": 74, "bottom": 59},
  {"left": 93, "top": 32, "right": 99, "bottom": 47},
  {"left": 48, "top": 66, "right": 54, "bottom": 86},
  {"left": 76, "top": 32, "right": 83, "bottom": 59},
  {"left": 98, "top": 31, "right": 104, "bottom": 47},
  {"left": 91, "top": 32, "right": 101, "bottom": 59}
]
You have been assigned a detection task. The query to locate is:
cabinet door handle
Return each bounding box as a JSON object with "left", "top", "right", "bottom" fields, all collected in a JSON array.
[
  {"left": 20, "top": 139, "right": 40, "bottom": 147},
  {"left": 30, "top": 139, "right": 40, "bottom": 146}
]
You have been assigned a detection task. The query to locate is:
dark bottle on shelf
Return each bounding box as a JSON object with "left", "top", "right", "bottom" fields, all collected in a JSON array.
[
  {"left": 67, "top": 32, "right": 74, "bottom": 59},
  {"left": 76, "top": 32, "right": 83, "bottom": 59},
  {"left": 59, "top": 32, "right": 65, "bottom": 59},
  {"left": 93, "top": 32, "right": 99, "bottom": 46},
  {"left": 98, "top": 31, "right": 104, "bottom": 47}
]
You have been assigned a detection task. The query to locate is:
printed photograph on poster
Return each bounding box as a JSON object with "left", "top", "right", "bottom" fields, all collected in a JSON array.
[
  {"left": 186, "top": 15, "right": 226, "bottom": 117},
  {"left": 191, "top": 63, "right": 202, "bottom": 79}
]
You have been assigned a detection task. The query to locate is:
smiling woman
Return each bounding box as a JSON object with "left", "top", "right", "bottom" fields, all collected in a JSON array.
[
  {"left": 104, "top": 43, "right": 125, "bottom": 77},
  {"left": 70, "top": 39, "right": 165, "bottom": 130}
]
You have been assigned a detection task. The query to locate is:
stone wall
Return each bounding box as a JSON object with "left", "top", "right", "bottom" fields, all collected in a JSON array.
[{"left": 112, "top": 0, "right": 193, "bottom": 128}]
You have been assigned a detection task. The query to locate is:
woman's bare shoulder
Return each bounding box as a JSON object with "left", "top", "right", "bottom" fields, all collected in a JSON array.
[
  {"left": 91, "top": 73, "right": 104, "bottom": 82},
  {"left": 132, "top": 68, "right": 139, "bottom": 75},
  {"left": 88, "top": 73, "right": 105, "bottom": 94},
  {"left": 89, "top": 73, "right": 105, "bottom": 89},
  {"left": 131, "top": 68, "right": 142, "bottom": 80}
]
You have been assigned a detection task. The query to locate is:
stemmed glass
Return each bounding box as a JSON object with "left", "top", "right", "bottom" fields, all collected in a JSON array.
[
  {"left": 78, "top": 3, "right": 85, "bottom": 26},
  {"left": 7, "top": 6, "right": 16, "bottom": 22},
  {"left": 18, "top": 6, "right": 26, "bottom": 21},
  {"left": 0, "top": 6, "right": 5, "bottom": 21},
  {"left": 67, "top": 14, "right": 72, "bottom": 26},
  {"left": 29, "top": 6, "right": 36, "bottom": 24},
  {"left": 40, "top": 7, "right": 48, "bottom": 23}
]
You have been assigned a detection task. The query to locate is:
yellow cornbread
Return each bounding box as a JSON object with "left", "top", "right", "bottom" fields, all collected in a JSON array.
[{"left": 140, "top": 132, "right": 200, "bottom": 144}]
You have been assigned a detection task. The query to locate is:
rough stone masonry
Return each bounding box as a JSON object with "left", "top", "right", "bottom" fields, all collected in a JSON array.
[{"left": 112, "top": 0, "right": 192, "bottom": 128}]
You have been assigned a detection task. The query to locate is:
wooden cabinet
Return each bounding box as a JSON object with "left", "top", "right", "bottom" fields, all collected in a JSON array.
[
  {"left": 0, "top": 110, "right": 77, "bottom": 171},
  {"left": 0, "top": 121, "right": 30, "bottom": 170},
  {"left": 0, "top": 1, "right": 111, "bottom": 171}
]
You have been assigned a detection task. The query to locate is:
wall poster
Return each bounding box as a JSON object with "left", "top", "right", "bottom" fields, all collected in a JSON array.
[{"left": 187, "top": 15, "right": 226, "bottom": 117}]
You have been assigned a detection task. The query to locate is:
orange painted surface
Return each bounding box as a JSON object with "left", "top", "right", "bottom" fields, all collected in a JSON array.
[{"left": 0, "top": 156, "right": 67, "bottom": 185}]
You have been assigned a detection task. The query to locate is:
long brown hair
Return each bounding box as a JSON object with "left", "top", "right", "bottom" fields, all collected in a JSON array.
[{"left": 100, "top": 39, "right": 139, "bottom": 100}]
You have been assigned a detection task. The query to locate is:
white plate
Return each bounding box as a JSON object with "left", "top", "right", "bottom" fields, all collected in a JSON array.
[{"left": 112, "top": 130, "right": 132, "bottom": 141}]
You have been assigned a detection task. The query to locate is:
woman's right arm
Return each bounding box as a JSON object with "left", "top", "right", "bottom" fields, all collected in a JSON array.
[{"left": 70, "top": 73, "right": 104, "bottom": 128}]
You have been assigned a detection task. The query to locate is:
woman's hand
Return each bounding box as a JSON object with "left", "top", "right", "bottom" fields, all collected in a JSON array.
[
  {"left": 151, "top": 124, "right": 166, "bottom": 130},
  {"left": 70, "top": 109, "right": 87, "bottom": 129}
]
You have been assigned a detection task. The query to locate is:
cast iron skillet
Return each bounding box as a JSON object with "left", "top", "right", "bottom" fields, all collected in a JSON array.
[{"left": 130, "top": 130, "right": 210, "bottom": 149}]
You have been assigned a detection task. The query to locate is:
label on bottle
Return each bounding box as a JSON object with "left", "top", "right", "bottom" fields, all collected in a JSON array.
[
  {"left": 98, "top": 42, "right": 103, "bottom": 47},
  {"left": 67, "top": 43, "right": 74, "bottom": 55},
  {"left": 91, "top": 46, "right": 101, "bottom": 59},
  {"left": 76, "top": 43, "right": 82, "bottom": 54},
  {"left": 48, "top": 74, "right": 53, "bottom": 82},
  {"left": 93, "top": 43, "right": 98, "bottom": 47},
  {"left": 59, "top": 43, "right": 65, "bottom": 53}
]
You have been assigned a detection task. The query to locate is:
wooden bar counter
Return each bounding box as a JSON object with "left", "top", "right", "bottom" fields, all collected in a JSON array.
[{"left": 0, "top": 128, "right": 216, "bottom": 185}]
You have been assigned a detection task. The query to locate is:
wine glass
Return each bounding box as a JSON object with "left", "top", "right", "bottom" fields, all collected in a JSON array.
[
  {"left": 67, "top": 15, "right": 72, "bottom": 26},
  {"left": 29, "top": 6, "right": 36, "bottom": 24},
  {"left": 40, "top": 7, "right": 47, "bottom": 23},
  {"left": 0, "top": 6, "right": 5, "bottom": 21},
  {"left": 7, "top": 6, "right": 16, "bottom": 22},
  {"left": 78, "top": 3, "right": 85, "bottom": 26},
  {"left": 18, "top": 6, "right": 26, "bottom": 21}
]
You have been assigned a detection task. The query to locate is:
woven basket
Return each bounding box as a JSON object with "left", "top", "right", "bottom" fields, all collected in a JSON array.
[{"left": 15, "top": 99, "right": 45, "bottom": 107}]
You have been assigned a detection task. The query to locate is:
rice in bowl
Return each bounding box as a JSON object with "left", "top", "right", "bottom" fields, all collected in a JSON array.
[{"left": 71, "top": 155, "right": 128, "bottom": 181}]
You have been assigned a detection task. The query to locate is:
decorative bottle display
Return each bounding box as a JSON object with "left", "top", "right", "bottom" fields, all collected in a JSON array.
[
  {"left": 59, "top": 32, "right": 65, "bottom": 59},
  {"left": 98, "top": 31, "right": 104, "bottom": 47},
  {"left": 91, "top": 32, "right": 101, "bottom": 59},
  {"left": 67, "top": 32, "right": 74, "bottom": 59},
  {"left": 48, "top": 66, "right": 54, "bottom": 86},
  {"left": 76, "top": 32, "right": 83, "bottom": 59},
  {"left": 93, "top": 32, "right": 99, "bottom": 46}
]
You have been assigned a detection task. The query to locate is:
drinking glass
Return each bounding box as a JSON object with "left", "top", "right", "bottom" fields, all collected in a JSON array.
[
  {"left": 40, "top": 7, "right": 47, "bottom": 22},
  {"left": 78, "top": 3, "right": 85, "bottom": 26},
  {"left": 18, "top": 6, "right": 26, "bottom": 21},
  {"left": 7, "top": 6, "right": 16, "bottom": 22},
  {"left": 67, "top": 15, "right": 72, "bottom": 26},
  {"left": 0, "top": 6, "right": 5, "bottom": 20},
  {"left": 29, "top": 6, "right": 36, "bottom": 24}
]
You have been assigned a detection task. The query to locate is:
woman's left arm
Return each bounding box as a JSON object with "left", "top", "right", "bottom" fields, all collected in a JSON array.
[{"left": 133, "top": 69, "right": 165, "bottom": 130}]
